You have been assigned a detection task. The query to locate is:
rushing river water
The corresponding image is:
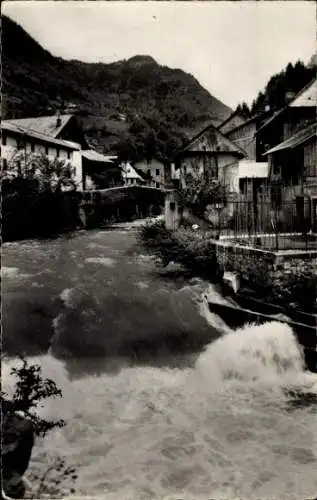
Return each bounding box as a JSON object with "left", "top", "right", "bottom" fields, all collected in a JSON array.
[{"left": 2, "top": 225, "right": 317, "bottom": 499}]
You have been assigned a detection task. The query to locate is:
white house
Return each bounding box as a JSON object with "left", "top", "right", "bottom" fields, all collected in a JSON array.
[
  {"left": 121, "top": 162, "right": 146, "bottom": 186},
  {"left": 133, "top": 158, "right": 167, "bottom": 188},
  {"left": 1, "top": 120, "right": 82, "bottom": 187},
  {"left": 1, "top": 116, "right": 122, "bottom": 191}
]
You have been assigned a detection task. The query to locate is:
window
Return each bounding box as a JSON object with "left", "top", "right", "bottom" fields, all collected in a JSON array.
[
  {"left": 56, "top": 149, "right": 60, "bottom": 158},
  {"left": 30, "top": 143, "right": 35, "bottom": 152},
  {"left": 170, "top": 202, "right": 176, "bottom": 211},
  {"left": 156, "top": 182, "right": 160, "bottom": 188},
  {"left": 2, "top": 134, "right": 7, "bottom": 146},
  {"left": 45, "top": 146, "right": 49, "bottom": 155},
  {"left": 2, "top": 158, "right": 8, "bottom": 171},
  {"left": 67, "top": 151, "right": 71, "bottom": 159},
  {"left": 156, "top": 169, "right": 160, "bottom": 176}
]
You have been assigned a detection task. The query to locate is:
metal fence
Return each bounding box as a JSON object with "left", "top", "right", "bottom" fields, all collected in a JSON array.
[{"left": 207, "top": 180, "right": 317, "bottom": 251}]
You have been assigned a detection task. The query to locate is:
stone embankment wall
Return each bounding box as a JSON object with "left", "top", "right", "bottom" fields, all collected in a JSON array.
[{"left": 215, "top": 242, "right": 317, "bottom": 303}]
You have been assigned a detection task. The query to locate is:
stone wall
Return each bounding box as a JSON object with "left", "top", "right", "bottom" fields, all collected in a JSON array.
[{"left": 215, "top": 241, "right": 317, "bottom": 304}]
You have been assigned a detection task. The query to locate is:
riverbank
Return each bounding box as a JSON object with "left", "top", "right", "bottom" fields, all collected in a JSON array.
[
  {"left": 138, "top": 220, "right": 317, "bottom": 371},
  {"left": 138, "top": 219, "right": 317, "bottom": 309}
]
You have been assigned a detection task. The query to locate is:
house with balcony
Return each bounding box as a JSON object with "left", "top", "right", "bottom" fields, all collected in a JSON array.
[
  {"left": 263, "top": 121, "right": 317, "bottom": 232},
  {"left": 257, "top": 78, "right": 317, "bottom": 153},
  {"left": 258, "top": 78, "right": 317, "bottom": 232}
]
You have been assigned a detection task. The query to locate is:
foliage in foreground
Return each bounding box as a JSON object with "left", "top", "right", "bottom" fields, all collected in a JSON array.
[
  {"left": 138, "top": 220, "right": 221, "bottom": 280},
  {"left": 27, "top": 456, "right": 78, "bottom": 499},
  {"left": 2, "top": 357, "right": 65, "bottom": 437},
  {"left": 2, "top": 358, "right": 77, "bottom": 498}
]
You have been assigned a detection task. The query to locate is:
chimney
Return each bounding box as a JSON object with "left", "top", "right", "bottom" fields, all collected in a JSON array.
[{"left": 56, "top": 111, "right": 62, "bottom": 128}]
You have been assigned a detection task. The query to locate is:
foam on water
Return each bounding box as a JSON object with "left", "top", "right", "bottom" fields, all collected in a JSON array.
[
  {"left": 1, "top": 266, "right": 32, "bottom": 279},
  {"left": 85, "top": 257, "right": 116, "bottom": 267},
  {"left": 2, "top": 311, "right": 317, "bottom": 499}
]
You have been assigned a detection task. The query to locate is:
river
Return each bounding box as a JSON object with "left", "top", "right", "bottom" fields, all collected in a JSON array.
[{"left": 2, "top": 224, "right": 317, "bottom": 499}]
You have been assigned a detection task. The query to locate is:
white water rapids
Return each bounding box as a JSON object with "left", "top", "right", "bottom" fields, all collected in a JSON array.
[
  {"left": 2, "top": 229, "right": 317, "bottom": 499},
  {"left": 3, "top": 295, "right": 317, "bottom": 499}
]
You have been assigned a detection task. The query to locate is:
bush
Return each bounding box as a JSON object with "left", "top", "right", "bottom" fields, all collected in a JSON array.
[
  {"left": 138, "top": 220, "right": 183, "bottom": 267},
  {"left": 138, "top": 220, "right": 221, "bottom": 280},
  {"left": 272, "top": 271, "right": 317, "bottom": 309},
  {"left": 1, "top": 357, "right": 77, "bottom": 498},
  {"left": 2, "top": 357, "right": 66, "bottom": 437}
]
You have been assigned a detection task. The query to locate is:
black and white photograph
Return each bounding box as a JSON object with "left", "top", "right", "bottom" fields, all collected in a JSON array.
[{"left": 1, "top": 1, "right": 317, "bottom": 499}]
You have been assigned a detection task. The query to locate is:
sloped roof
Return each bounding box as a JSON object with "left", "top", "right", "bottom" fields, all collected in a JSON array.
[
  {"left": 81, "top": 150, "right": 116, "bottom": 163},
  {"left": 218, "top": 110, "right": 247, "bottom": 134},
  {"left": 226, "top": 110, "right": 271, "bottom": 136},
  {"left": 5, "top": 115, "right": 73, "bottom": 138},
  {"left": 263, "top": 121, "right": 316, "bottom": 155},
  {"left": 289, "top": 78, "right": 317, "bottom": 107},
  {"left": 122, "top": 163, "right": 145, "bottom": 180},
  {"left": 175, "top": 122, "right": 246, "bottom": 157},
  {"left": 1, "top": 121, "right": 80, "bottom": 150},
  {"left": 257, "top": 78, "right": 317, "bottom": 134}
]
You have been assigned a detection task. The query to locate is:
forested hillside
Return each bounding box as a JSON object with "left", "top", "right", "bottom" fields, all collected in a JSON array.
[
  {"left": 2, "top": 16, "right": 232, "bottom": 161},
  {"left": 236, "top": 59, "right": 316, "bottom": 117}
]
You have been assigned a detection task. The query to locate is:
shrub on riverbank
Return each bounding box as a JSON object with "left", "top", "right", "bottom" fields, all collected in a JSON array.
[
  {"left": 271, "top": 268, "right": 317, "bottom": 310},
  {"left": 1, "top": 153, "right": 81, "bottom": 241},
  {"left": 138, "top": 220, "right": 221, "bottom": 280}
]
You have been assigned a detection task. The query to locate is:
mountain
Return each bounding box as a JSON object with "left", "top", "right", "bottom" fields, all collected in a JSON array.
[{"left": 2, "top": 16, "right": 232, "bottom": 161}]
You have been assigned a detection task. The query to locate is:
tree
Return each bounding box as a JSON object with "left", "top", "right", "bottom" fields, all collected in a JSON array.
[
  {"left": 180, "top": 174, "right": 226, "bottom": 216},
  {"left": 1, "top": 357, "right": 77, "bottom": 499},
  {"left": 4, "top": 150, "right": 77, "bottom": 192},
  {"left": 1, "top": 357, "right": 65, "bottom": 437},
  {"left": 235, "top": 102, "right": 250, "bottom": 118},
  {"left": 2, "top": 151, "right": 80, "bottom": 241}
]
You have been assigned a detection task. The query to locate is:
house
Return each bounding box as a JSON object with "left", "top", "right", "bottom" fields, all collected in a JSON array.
[
  {"left": 263, "top": 121, "right": 317, "bottom": 231},
  {"left": 3, "top": 114, "right": 122, "bottom": 190},
  {"left": 257, "top": 78, "right": 317, "bottom": 231},
  {"left": 218, "top": 110, "right": 247, "bottom": 135},
  {"left": 257, "top": 78, "right": 317, "bottom": 150},
  {"left": 133, "top": 158, "right": 168, "bottom": 189},
  {"left": 174, "top": 121, "right": 247, "bottom": 192},
  {"left": 121, "top": 162, "right": 146, "bottom": 186},
  {"left": 225, "top": 110, "right": 272, "bottom": 162},
  {"left": 1, "top": 120, "right": 82, "bottom": 186},
  {"left": 80, "top": 151, "right": 121, "bottom": 190},
  {"left": 4, "top": 114, "right": 89, "bottom": 149}
]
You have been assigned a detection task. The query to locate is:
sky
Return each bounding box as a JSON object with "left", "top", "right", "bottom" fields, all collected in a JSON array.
[{"left": 3, "top": 1, "right": 316, "bottom": 108}]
